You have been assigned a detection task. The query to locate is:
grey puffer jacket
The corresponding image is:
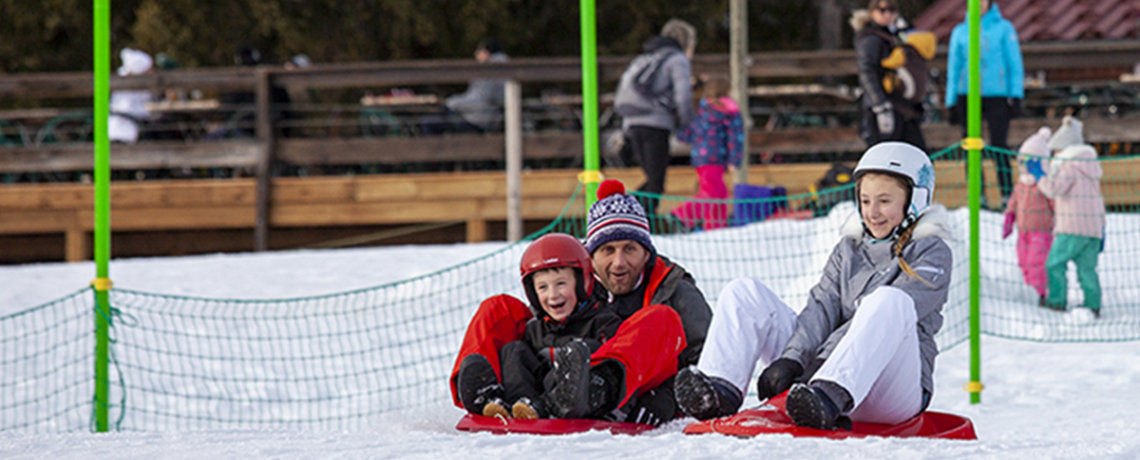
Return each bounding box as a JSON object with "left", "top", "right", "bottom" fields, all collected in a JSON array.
[
  {"left": 781, "top": 204, "right": 953, "bottom": 398},
  {"left": 445, "top": 52, "right": 508, "bottom": 130},
  {"left": 614, "top": 36, "right": 694, "bottom": 132}
]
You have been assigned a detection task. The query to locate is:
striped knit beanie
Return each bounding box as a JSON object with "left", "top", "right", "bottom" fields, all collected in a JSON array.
[{"left": 584, "top": 180, "right": 655, "bottom": 255}]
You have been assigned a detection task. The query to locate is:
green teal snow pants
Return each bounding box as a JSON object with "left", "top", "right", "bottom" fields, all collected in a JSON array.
[{"left": 1045, "top": 233, "right": 1102, "bottom": 310}]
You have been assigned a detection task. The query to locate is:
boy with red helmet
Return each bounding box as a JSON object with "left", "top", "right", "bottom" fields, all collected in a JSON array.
[{"left": 455, "top": 233, "right": 621, "bottom": 419}]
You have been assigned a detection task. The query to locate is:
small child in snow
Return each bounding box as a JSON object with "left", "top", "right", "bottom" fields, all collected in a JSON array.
[
  {"left": 1030, "top": 116, "right": 1105, "bottom": 317},
  {"left": 472, "top": 233, "right": 622, "bottom": 419},
  {"left": 671, "top": 75, "right": 745, "bottom": 230},
  {"left": 1003, "top": 127, "right": 1055, "bottom": 304}
]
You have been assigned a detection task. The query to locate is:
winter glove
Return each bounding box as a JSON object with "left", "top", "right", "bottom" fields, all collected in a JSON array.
[
  {"left": 872, "top": 102, "right": 895, "bottom": 135},
  {"left": 623, "top": 385, "right": 675, "bottom": 426},
  {"left": 1008, "top": 98, "right": 1024, "bottom": 119},
  {"left": 537, "top": 347, "right": 554, "bottom": 365},
  {"left": 947, "top": 105, "right": 960, "bottom": 126},
  {"left": 756, "top": 358, "right": 803, "bottom": 402},
  {"left": 1002, "top": 212, "right": 1016, "bottom": 239},
  {"left": 1025, "top": 158, "right": 1046, "bottom": 180}
]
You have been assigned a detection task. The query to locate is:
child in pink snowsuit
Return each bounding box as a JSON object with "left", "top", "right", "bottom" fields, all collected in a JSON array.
[
  {"left": 1003, "top": 127, "right": 1054, "bottom": 302},
  {"left": 672, "top": 75, "right": 744, "bottom": 230}
]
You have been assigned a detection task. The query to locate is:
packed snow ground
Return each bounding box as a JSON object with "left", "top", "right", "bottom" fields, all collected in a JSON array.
[{"left": 2, "top": 240, "right": 1140, "bottom": 459}]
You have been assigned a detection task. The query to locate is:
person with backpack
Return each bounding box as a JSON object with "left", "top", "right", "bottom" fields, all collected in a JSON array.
[
  {"left": 674, "top": 142, "right": 952, "bottom": 430},
  {"left": 613, "top": 19, "right": 698, "bottom": 218},
  {"left": 851, "top": 0, "right": 928, "bottom": 152},
  {"left": 945, "top": 0, "right": 1025, "bottom": 205}
]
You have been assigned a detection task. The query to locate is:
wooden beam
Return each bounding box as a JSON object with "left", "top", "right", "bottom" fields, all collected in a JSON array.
[
  {"left": 0, "top": 141, "right": 260, "bottom": 173},
  {"left": 3, "top": 41, "right": 1137, "bottom": 98}
]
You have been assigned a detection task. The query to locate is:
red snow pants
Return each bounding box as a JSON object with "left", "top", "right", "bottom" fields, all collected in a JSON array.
[{"left": 449, "top": 296, "right": 687, "bottom": 409}]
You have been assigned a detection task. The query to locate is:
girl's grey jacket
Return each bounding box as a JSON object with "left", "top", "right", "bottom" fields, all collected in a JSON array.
[{"left": 781, "top": 204, "right": 954, "bottom": 398}]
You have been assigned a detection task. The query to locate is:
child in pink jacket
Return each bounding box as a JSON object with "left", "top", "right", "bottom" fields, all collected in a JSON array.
[{"left": 1003, "top": 127, "right": 1055, "bottom": 303}]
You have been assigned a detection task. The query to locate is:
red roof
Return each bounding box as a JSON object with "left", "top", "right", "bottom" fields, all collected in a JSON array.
[{"left": 913, "top": 0, "right": 1140, "bottom": 43}]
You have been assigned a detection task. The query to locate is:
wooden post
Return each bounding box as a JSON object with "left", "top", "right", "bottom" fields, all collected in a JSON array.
[
  {"left": 254, "top": 68, "right": 274, "bottom": 252},
  {"left": 466, "top": 219, "right": 488, "bottom": 243},
  {"left": 65, "top": 222, "right": 86, "bottom": 262},
  {"left": 731, "top": 0, "right": 751, "bottom": 185},
  {"left": 505, "top": 80, "right": 523, "bottom": 242}
]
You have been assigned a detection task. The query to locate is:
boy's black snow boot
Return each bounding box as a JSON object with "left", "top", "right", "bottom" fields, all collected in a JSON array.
[
  {"left": 674, "top": 366, "right": 743, "bottom": 421},
  {"left": 456, "top": 354, "right": 504, "bottom": 415},
  {"left": 785, "top": 383, "right": 852, "bottom": 430},
  {"left": 547, "top": 338, "right": 593, "bottom": 418}
]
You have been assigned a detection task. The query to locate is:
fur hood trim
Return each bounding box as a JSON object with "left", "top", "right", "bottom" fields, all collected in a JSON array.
[{"left": 850, "top": 9, "right": 871, "bottom": 32}]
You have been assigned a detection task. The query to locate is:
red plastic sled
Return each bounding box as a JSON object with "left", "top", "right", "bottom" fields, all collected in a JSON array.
[
  {"left": 456, "top": 413, "right": 656, "bottom": 436},
  {"left": 683, "top": 394, "right": 976, "bottom": 440}
]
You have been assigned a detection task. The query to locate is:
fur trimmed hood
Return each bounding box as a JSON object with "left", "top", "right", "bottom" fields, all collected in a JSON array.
[
  {"left": 850, "top": 9, "right": 872, "bottom": 31},
  {"left": 841, "top": 203, "right": 954, "bottom": 241}
]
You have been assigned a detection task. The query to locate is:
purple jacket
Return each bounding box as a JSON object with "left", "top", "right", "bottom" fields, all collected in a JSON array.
[{"left": 676, "top": 97, "right": 745, "bottom": 168}]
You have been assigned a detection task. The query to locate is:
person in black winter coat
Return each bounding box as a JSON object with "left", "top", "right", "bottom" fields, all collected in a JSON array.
[{"left": 852, "top": 0, "right": 927, "bottom": 151}]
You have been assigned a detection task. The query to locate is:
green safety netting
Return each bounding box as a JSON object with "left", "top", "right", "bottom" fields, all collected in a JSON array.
[{"left": 2, "top": 145, "right": 1138, "bottom": 432}]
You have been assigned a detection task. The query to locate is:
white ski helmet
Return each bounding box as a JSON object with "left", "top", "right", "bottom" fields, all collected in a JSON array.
[{"left": 853, "top": 142, "right": 936, "bottom": 231}]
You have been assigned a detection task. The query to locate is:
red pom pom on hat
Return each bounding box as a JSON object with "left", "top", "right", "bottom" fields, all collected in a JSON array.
[{"left": 596, "top": 179, "right": 626, "bottom": 200}]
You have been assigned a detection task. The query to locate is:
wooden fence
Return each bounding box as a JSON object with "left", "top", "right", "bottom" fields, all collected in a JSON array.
[{"left": 2, "top": 40, "right": 1139, "bottom": 260}]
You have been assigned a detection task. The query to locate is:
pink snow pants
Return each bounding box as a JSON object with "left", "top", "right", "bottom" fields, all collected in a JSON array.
[
  {"left": 1017, "top": 231, "right": 1053, "bottom": 297},
  {"left": 670, "top": 165, "right": 730, "bottom": 230}
]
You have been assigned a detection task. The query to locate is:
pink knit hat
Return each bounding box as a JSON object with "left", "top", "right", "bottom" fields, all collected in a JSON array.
[{"left": 1019, "top": 126, "right": 1053, "bottom": 158}]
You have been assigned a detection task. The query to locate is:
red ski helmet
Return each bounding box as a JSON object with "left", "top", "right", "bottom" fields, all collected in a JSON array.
[{"left": 519, "top": 233, "right": 594, "bottom": 314}]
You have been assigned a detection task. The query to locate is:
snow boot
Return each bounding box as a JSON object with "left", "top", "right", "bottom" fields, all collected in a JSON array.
[
  {"left": 547, "top": 338, "right": 593, "bottom": 418},
  {"left": 785, "top": 383, "right": 851, "bottom": 430},
  {"left": 511, "top": 396, "right": 550, "bottom": 419},
  {"left": 674, "top": 366, "right": 742, "bottom": 421},
  {"left": 456, "top": 354, "right": 504, "bottom": 415}
]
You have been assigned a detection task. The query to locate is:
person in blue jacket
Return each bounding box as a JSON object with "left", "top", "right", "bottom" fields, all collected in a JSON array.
[{"left": 945, "top": 0, "right": 1025, "bottom": 204}]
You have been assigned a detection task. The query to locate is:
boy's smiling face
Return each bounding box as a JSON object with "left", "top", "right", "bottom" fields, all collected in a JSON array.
[{"left": 532, "top": 267, "right": 578, "bottom": 321}]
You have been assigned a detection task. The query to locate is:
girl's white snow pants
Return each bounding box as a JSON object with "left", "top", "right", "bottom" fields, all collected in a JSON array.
[{"left": 697, "top": 278, "right": 924, "bottom": 424}]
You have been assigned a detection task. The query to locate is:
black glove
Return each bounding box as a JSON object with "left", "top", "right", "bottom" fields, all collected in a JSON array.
[
  {"left": 756, "top": 358, "right": 803, "bottom": 402},
  {"left": 1008, "top": 98, "right": 1024, "bottom": 119},
  {"left": 622, "top": 383, "right": 675, "bottom": 426},
  {"left": 946, "top": 105, "right": 960, "bottom": 126}
]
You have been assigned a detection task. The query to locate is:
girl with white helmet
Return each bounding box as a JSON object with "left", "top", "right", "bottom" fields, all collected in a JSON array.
[{"left": 675, "top": 142, "right": 954, "bottom": 430}]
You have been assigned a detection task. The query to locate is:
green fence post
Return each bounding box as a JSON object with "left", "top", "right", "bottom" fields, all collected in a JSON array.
[
  {"left": 92, "top": 0, "right": 113, "bottom": 431},
  {"left": 579, "top": 0, "right": 601, "bottom": 209},
  {"left": 966, "top": 0, "right": 985, "bottom": 405}
]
